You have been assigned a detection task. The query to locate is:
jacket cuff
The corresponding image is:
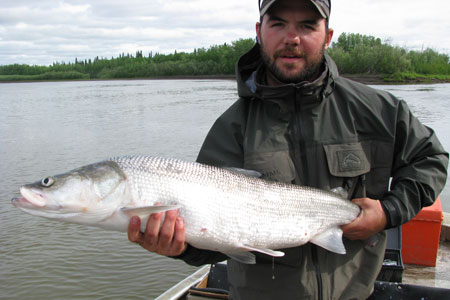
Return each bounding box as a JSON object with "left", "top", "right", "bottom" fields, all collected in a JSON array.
[
  {"left": 381, "top": 192, "right": 407, "bottom": 229},
  {"left": 170, "top": 243, "right": 193, "bottom": 260},
  {"left": 380, "top": 200, "right": 394, "bottom": 229},
  {"left": 169, "top": 244, "right": 227, "bottom": 267}
]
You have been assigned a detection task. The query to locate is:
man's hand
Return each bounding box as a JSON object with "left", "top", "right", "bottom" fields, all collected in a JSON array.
[
  {"left": 128, "top": 209, "right": 187, "bottom": 257},
  {"left": 342, "top": 198, "right": 387, "bottom": 240}
]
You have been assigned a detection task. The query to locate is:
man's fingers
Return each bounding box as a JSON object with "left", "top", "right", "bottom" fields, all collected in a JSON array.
[
  {"left": 342, "top": 198, "right": 387, "bottom": 240},
  {"left": 128, "top": 208, "right": 187, "bottom": 257},
  {"left": 128, "top": 216, "right": 143, "bottom": 244},
  {"left": 159, "top": 210, "right": 178, "bottom": 250},
  {"left": 172, "top": 216, "right": 187, "bottom": 255},
  {"left": 143, "top": 212, "right": 163, "bottom": 251}
]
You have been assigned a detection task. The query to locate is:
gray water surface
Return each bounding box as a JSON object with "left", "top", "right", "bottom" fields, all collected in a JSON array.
[
  {"left": 0, "top": 80, "right": 449, "bottom": 299},
  {"left": 0, "top": 79, "right": 237, "bottom": 300}
]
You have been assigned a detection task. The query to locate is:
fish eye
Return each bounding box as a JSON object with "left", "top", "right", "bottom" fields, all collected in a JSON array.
[{"left": 41, "top": 177, "right": 55, "bottom": 187}]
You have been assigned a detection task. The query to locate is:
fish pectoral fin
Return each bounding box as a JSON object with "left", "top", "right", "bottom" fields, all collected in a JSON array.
[
  {"left": 226, "top": 252, "right": 256, "bottom": 264},
  {"left": 120, "top": 205, "right": 182, "bottom": 218},
  {"left": 310, "top": 227, "right": 347, "bottom": 254},
  {"left": 240, "top": 244, "right": 285, "bottom": 257}
]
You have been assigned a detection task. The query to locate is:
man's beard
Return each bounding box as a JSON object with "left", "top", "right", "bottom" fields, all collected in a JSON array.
[{"left": 259, "top": 41, "right": 326, "bottom": 84}]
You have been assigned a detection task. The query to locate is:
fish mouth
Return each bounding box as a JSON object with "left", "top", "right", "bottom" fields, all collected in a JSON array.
[
  {"left": 12, "top": 196, "right": 38, "bottom": 209},
  {"left": 12, "top": 189, "right": 68, "bottom": 219},
  {"left": 12, "top": 187, "right": 61, "bottom": 212},
  {"left": 19, "top": 187, "right": 47, "bottom": 207}
]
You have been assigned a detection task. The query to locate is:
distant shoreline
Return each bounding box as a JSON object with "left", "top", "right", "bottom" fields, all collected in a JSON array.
[
  {"left": 342, "top": 74, "right": 450, "bottom": 85},
  {"left": 1, "top": 74, "right": 449, "bottom": 85}
]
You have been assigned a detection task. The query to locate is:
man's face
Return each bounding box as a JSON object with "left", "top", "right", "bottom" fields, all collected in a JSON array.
[{"left": 256, "top": 0, "right": 333, "bottom": 84}]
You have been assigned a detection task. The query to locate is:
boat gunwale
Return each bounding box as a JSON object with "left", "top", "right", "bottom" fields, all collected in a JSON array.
[{"left": 155, "top": 265, "right": 210, "bottom": 300}]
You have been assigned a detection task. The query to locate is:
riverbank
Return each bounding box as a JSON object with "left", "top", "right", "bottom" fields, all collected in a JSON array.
[
  {"left": 0, "top": 74, "right": 450, "bottom": 85},
  {"left": 0, "top": 75, "right": 236, "bottom": 84},
  {"left": 343, "top": 74, "right": 450, "bottom": 85},
  {"left": 1, "top": 73, "right": 449, "bottom": 85}
]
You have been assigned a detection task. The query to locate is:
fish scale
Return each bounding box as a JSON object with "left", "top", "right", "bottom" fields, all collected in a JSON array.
[{"left": 12, "top": 155, "right": 361, "bottom": 264}]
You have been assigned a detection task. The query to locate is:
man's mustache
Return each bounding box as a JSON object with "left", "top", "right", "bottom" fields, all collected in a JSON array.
[{"left": 274, "top": 47, "right": 306, "bottom": 59}]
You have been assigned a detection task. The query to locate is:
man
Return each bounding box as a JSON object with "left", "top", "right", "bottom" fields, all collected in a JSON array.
[{"left": 128, "top": 0, "right": 448, "bottom": 299}]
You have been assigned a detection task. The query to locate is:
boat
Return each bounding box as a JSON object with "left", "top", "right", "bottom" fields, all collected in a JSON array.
[
  {"left": 156, "top": 211, "right": 450, "bottom": 300},
  {"left": 156, "top": 244, "right": 450, "bottom": 300}
]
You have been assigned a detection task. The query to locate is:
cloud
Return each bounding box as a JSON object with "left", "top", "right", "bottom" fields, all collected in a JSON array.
[
  {"left": 0, "top": 0, "right": 448, "bottom": 66},
  {"left": 332, "top": 0, "right": 450, "bottom": 53},
  {"left": 0, "top": 0, "right": 258, "bottom": 65}
]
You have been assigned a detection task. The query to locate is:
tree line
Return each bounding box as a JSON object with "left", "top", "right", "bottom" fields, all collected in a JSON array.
[
  {"left": 327, "top": 33, "right": 450, "bottom": 81},
  {"left": 0, "top": 33, "right": 449, "bottom": 82}
]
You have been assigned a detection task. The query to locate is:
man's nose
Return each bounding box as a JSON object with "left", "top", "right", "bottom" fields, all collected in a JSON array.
[{"left": 284, "top": 28, "right": 300, "bottom": 46}]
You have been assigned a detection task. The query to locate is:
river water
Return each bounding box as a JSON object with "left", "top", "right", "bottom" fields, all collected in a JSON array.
[{"left": 0, "top": 80, "right": 449, "bottom": 299}]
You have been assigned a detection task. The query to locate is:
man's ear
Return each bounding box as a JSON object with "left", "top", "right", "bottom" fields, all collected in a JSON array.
[
  {"left": 256, "top": 22, "right": 262, "bottom": 44},
  {"left": 324, "top": 28, "right": 334, "bottom": 50}
]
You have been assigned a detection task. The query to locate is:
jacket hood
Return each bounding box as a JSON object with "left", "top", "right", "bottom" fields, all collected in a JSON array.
[{"left": 235, "top": 43, "right": 339, "bottom": 104}]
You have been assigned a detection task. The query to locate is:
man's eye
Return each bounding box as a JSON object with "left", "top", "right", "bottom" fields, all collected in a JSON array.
[{"left": 300, "top": 24, "right": 315, "bottom": 31}]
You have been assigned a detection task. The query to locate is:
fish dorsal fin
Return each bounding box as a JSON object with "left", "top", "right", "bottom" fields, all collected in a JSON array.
[
  {"left": 120, "top": 205, "right": 181, "bottom": 217},
  {"left": 310, "top": 227, "right": 347, "bottom": 254},
  {"left": 224, "top": 168, "right": 262, "bottom": 178}
]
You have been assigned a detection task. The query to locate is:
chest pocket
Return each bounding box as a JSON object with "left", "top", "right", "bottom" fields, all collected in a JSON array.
[
  {"left": 324, "top": 143, "right": 371, "bottom": 177},
  {"left": 323, "top": 143, "right": 371, "bottom": 198},
  {"left": 244, "top": 150, "right": 296, "bottom": 183}
]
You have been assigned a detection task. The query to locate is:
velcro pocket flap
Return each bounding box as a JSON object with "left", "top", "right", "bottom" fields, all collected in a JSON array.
[{"left": 323, "top": 143, "right": 371, "bottom": 177}]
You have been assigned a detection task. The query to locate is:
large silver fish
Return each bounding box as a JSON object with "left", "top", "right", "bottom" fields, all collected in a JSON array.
[{"left": 12, "top": 155, "right": 360, "bottom": 264}]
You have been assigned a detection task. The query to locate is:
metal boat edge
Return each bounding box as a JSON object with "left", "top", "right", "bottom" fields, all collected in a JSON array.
[{"left": 155, "top": 265, "right": 210, "bottom": 300}]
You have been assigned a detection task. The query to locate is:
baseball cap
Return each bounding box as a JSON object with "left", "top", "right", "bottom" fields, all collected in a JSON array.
[{"left": 259, "top": 0, "right": 331, "bottom": 19}]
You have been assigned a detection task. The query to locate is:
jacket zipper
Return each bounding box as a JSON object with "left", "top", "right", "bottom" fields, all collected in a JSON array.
[
  {"left": 293, "top": 87, "right": 323, "bottom": 300},
  {"left": 292, "top": 88, "right": 309, "bottom": 185},
  {"left": 312, "top": 246, "right": 323, "bottom": 300}
]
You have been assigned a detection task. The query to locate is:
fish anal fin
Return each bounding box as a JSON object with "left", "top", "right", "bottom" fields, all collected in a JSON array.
[
  {"left": 225, "top": 244, "right": 284, "bottom": 264},
  {"left": 226, "top": 252, "right": 256, "bottom": 264},
  {"left": 240, "top": 244, "right": 285, "bottom": 257},
  {"left": 310, "top": 227, "right": 347, "bottom": 254}
]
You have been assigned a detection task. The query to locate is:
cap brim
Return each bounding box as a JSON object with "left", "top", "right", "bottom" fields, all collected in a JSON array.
[
  {"left": 260, "top": 0, "right": 328, "bottom": 19},
  {"left": 310, "top": 1, "right": 328, "bottom": 19},
  {"left": 259, "top": 0, "right": 276, "bottom": 17}
]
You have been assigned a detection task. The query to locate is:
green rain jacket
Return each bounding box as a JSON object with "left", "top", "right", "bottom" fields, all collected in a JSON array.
[{"left": 175, "top": 44, "right": 448, "bottom": 300}]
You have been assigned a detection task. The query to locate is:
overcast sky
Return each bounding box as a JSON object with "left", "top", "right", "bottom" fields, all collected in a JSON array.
[{"left": 1, "top": 0, "right": 449, "bottom": 66}]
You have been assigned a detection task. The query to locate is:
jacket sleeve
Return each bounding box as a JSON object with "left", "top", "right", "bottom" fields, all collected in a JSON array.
[
  {"left": 381, "top": 100, "right": 448, "bottom": 228},
  {"left": 171, "top": 100, "right": 247, "bottom": 266},
  {"left": 196, "top": 99, "right": 247, "bottom": 168}
]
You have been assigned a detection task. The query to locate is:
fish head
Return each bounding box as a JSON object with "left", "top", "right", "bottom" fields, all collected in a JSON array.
[{"left": 12, "top": 161, "right": 128, "bottom": 224}]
